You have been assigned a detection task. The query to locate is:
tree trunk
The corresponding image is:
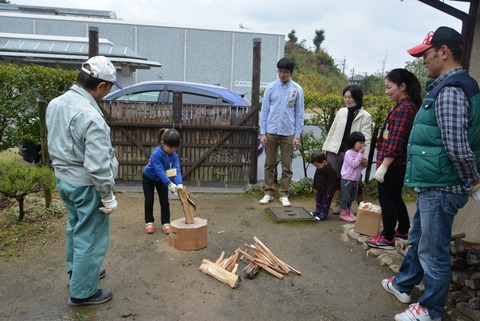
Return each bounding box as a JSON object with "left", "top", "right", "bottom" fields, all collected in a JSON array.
[
  {"left": 39, "top": 101, "right": 52, "bottom": 208},
  {"left": 16, "top": 196, "right": 25, "bottom": 222}
]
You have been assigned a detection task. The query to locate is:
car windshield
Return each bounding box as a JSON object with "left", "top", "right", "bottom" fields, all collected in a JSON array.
[{"left": 115, "top": 91, "right": 160, "bottom": 102}]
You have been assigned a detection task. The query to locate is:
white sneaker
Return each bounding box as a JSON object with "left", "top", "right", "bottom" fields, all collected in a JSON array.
[
  {"left": 259, "top": 195, "right": 274, "bottom": 204},
  {"left": 279, "top": 197, "right": 291, "bottom": 207},
  {"left": 394, "top": 303, "right": 440, "bottom": 321},
  {"left": 382, "top": 277, "right": 411, "bottom": 303}
]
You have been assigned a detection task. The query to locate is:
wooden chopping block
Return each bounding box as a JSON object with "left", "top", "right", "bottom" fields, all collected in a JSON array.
[
  {"left": 199, "top": 259, "right": 240, "bottom": 288},
  {"left": 169, "top": 217, "right": 207, "bottom": 251},
  {"left": 178, "top": 186, "right": 194, "bottom": 224}
]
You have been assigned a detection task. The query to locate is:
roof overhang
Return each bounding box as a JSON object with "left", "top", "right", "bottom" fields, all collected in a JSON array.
[{"left": 0, "top": 32, "right": 161, "bottom": 76}]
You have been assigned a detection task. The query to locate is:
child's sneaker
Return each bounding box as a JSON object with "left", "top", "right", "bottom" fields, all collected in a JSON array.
[
  {"left": 347, "top": 208, "right": 356, "bottom": 221},
  {"left": 145, "top": 222, "right": 154, "bottom": 234},
  {"left": 309, "top": 211, "right": 327, "bottom": 221},
  {"left": 382, "top": 276, "right": 411, "bottom": 303},
  {"left": 394, "top": 228, "right": 409, "bottom": 240},
  {"left": 339, "top": 209, "right": 355, "bottom": 222},
  {"left": 162, "top": 224, "right": 170, "bottom": 235},
  {"left": 394, "top": 303, "right": 440, "bottom": 321},
  {"left": 366, "top": 234, "right": 396, "bottom": 250}
]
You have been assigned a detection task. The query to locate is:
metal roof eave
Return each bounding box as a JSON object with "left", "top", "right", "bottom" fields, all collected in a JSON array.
[{"left": 0, "top": 51, "right": 162, "bottom": 69}]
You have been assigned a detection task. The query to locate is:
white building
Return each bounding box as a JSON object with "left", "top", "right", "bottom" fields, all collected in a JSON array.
[{"left": 0, "top": 3, "right": 285, "bottom": 100}]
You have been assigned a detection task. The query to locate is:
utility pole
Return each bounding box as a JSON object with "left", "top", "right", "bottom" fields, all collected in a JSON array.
[{"left": 339, "top": 57, "right": 346, "bottom": 75}]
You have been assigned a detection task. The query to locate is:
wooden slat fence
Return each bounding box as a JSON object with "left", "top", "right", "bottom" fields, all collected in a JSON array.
[{"left": 101, "top": 98, "right": 258, "bottom": 183}]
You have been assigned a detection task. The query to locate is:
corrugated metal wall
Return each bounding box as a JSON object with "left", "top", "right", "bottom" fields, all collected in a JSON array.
[{"left": 0, "top": 12, "right": 284, "bottom": 100}]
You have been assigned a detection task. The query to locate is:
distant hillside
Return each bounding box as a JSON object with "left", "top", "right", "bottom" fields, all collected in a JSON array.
[{"left": 284, "top": 38, "right": 348, "bottom": 95}]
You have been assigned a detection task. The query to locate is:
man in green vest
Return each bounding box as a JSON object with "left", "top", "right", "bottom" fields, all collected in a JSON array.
[{"left": 379, "top": 26, "right": 480, "bottom": 321}]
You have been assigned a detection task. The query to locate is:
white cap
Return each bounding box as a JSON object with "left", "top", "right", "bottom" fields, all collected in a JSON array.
[{"left": 81, "top": 55, "right": 122, "bottom": 89}]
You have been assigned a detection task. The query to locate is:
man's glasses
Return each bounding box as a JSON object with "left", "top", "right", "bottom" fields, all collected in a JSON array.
[{"left": 277, "top": 70, "right": 291, "bottom": 76}]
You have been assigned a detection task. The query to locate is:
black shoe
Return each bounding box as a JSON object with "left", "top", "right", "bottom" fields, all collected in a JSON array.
[
  {"left": 68, "top": 288, "right": 113, "bottom": 306},
  {"left": 67, "top": 267, "right": 107, "bottom": 287}
]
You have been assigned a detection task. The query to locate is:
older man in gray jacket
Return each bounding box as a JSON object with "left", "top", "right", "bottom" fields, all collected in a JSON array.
[{"left": 46, "top": 56, "right": 120, "bottom": 306}]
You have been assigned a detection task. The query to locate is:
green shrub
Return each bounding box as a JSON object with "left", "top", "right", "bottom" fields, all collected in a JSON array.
[
  {"left": 0, "top": 160, "right": 56, "bottom": 222},
  {"left": 245, "top": 178, "right": 314, "bottom": 198}
]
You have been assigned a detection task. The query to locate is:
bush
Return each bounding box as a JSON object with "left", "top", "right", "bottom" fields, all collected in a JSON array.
[
  {"left": 0, "top": 160, "right": 56, "bottom": 222},
  {"left": 245, "top": 178, "right": 314, "bottom": 198}
]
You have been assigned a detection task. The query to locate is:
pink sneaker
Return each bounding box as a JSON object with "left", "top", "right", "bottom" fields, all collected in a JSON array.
[
  {"left": 145, "top": 223, "right": 154, "bottom": 234},
  {"left": 348, "top": 208, "right": 356, "bottom": 221},
  {"left": 162, "top": 224, "right": 170, "bottom": 235},
  {"left": 339, "top": 209, "right": 355, "bottom": 222},
  {"left": 366, "top": 234, "right": 396, "bottom": 250}
]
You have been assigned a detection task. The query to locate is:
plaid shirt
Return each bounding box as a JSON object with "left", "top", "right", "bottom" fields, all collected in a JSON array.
[
  {"left": 419, "top": 67, "right": 480, "bottom": 194},
  {"left": 376, "top": 97, "right": 418, "bottom": 167}
]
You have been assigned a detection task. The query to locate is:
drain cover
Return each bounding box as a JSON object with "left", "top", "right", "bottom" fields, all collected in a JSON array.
[{"left": 267, "top": 207, "right": 316, "bottom": 221}]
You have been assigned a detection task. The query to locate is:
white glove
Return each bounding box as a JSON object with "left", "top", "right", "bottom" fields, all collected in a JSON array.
[
  {"left": 177, "top": 184, "right": 184, "bottom": 190},
  {"left": 473, "top": 189, "right": 480, "bottom": 202},
  {"left": 168, "top": 182, "right": 178, "bottom": 194},
  {"left": 374, "top": 164, "right": 388, "bottom": 183},
  {"left": 472, "top": 183, "right": 480, "bottom": 202},
  {"left": 99, "top": 195, "right": 118, "bottom": 214}
]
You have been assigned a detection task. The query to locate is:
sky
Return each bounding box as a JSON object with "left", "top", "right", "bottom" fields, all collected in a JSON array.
[{"left": 10, "top": 0, "right": 471, "bottom": 77}]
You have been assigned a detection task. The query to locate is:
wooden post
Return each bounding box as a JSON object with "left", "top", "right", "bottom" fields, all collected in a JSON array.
[
  {"left": 88, "top": 26, "right": 99, "bottom": 58},
  {"left": 39, "top": 101, "right": 52, "bottom": 208},
  {"left": 249, "top": 38, "right": 261, "bottom": 184}
]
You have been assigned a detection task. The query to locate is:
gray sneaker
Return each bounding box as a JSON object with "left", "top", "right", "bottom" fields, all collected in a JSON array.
[
  {"left": 382, "top": 277, "right": 411, "bottom": 304},
  {"left": 68, "top": 288, "right": 113, "bottom": 306}
]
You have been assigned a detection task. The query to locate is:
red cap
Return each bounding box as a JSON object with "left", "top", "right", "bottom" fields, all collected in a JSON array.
[{"left": 407, "top": 26, "right": 463, "bottom": 58}]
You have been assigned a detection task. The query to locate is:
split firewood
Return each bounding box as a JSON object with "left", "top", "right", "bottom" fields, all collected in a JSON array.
[
  {"left": 215, "top": 251, "right": 225, "bottom": 265},
  {"left": 253, "top": 236, "right": 301, "bottom": 275},
  {"left": 199, "top": 259, "right": 240, "bottom": 289},
  {"left": 253, "top": 259, "right": 284, "bottom": 279},
  {"left": 225, "top": 250, "right": 241, "bottom": 272},
  {"left": 239, "top": 237, "right": 301, "bottom": 279},
  {"left": 178, "top": 186, "right": 194, "bottom": 224},
  {"left": 243, "top": 262, "right": 259, "bottom": 279}
]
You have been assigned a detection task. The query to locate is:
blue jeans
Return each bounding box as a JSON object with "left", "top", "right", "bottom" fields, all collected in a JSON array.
[
  {"left": 392, "top": 190, "right": 468, "bottom": 319},
  {"left": 340, "top": 179, "right": 358, "bottom": 210}
]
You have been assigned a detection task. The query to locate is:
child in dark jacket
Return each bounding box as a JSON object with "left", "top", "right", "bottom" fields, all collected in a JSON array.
[{"left": 310, "top": 152, "right": 337, "bottom": 221}]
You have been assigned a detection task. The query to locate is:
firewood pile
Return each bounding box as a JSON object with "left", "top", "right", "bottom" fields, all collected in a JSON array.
[
  {"left": 449, "top": 238, "right": 480, "bottom": 310},
  {"left": 239, "top": 236, "right": 301, "bottom": 280},
  {"left": 199, "top": 236, "right": 301, "bottom": 288}
]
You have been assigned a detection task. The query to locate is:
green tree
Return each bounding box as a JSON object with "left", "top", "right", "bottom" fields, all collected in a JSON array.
[
  {"left": 0, "top": 64, "right": 77, "bottom": 151},
  {"left": 0, "top": 64, "right": 38, "bottom": 150},
  {"left": 405, "top": 58, "right": 427, "bottom": 97},
  {"left": 313, "top": 29, "right": 325, "bottom": 53},
  {"left": 0, "top": 160, "right": 56, "bottom": 222},
  {"left": 363, "top": 95, "right": 392, "bottom": 180},
  {"left": 360, "top": 74, "right": 384, "bottom": 96},
  {"left": 287, "top": 29, "right": 298, "bottom": 45},
  {"left": 285, "top": 29, "right": 348, "bottom": 95}
]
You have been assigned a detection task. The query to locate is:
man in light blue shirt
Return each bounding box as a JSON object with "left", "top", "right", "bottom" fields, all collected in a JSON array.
[{"left": 259, "top": 57, "right": 304, "bottom": 206}]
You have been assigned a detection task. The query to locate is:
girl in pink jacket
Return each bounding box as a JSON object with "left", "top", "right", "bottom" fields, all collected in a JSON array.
[{"left": 339, "top": 132, "right": 366, "bottom": 222}]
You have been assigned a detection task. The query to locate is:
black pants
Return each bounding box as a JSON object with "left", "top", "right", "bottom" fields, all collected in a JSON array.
[
  {"left": 378, "top": 164, "right": 410, "bottom": 240},
  {"left": 142, "top": 174, "right": 170, "bottom": 225}
]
